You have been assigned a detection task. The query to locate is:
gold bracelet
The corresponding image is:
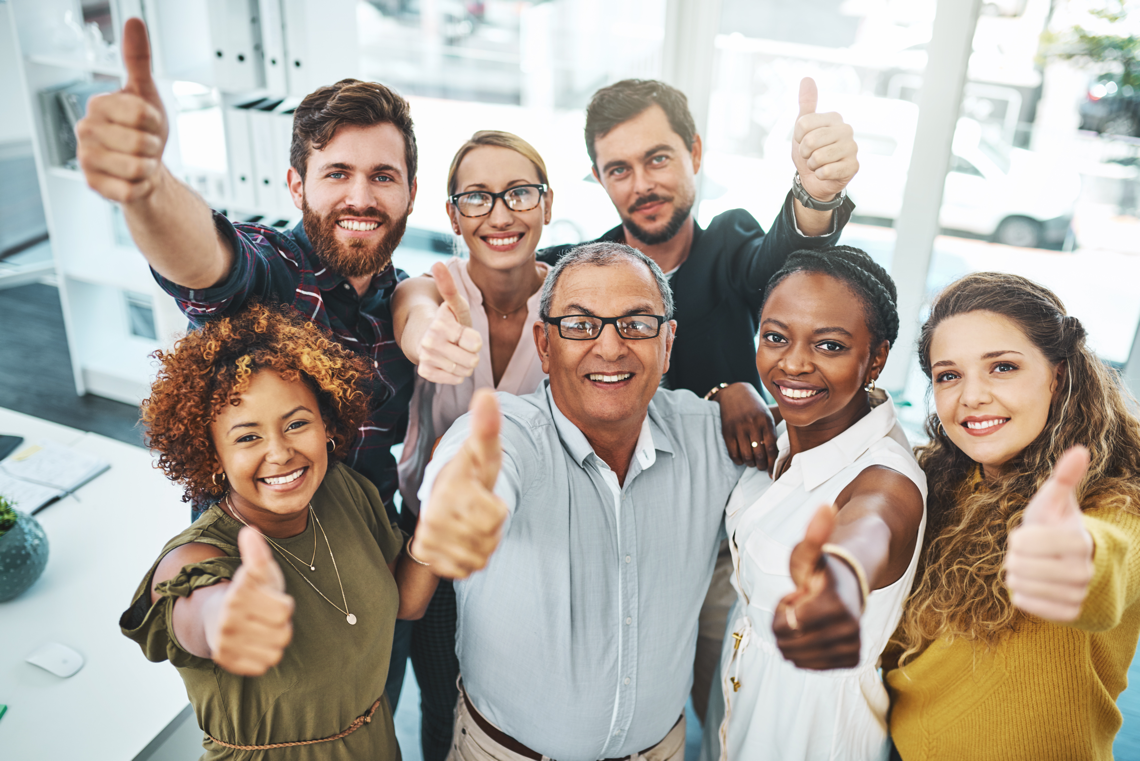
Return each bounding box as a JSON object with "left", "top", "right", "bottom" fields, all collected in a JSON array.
[
  {"left": 822, "top": 543, "right": 870, "bottom": 609},
  {"left": 405, "top": 535, "right": 431, "bottom": 567},
  {"left": 704, "top": 382, "right": 729, "bottom": 401}
]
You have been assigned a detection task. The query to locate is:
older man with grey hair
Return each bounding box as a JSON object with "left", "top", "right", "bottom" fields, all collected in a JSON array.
[{"left": 411, "top": 241, "right": 749, "bottom": 761}]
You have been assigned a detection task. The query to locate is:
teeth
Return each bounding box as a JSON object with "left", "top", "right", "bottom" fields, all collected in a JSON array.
[
  {"left": 780, "top": 387, "right": 822, "bottom": 399},
  {"left": 263, "top": 469, "right": 304, "bottom": 485},
  {"left": 485, "top": 235, "right": 521, "bottom": 246},
  {"left": 966, "top": 419, "right": 1007, "bottom": 430},
  {"left": 338, "top": 219, "right": 379, "bottom": 232},
  {"left": 588, "top": 373, "right": 632, "bottom": 383}
]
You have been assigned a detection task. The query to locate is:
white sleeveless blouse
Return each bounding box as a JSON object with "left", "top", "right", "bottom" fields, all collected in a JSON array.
[{"left": 717, "top": 392, "right": 927, "bottom": 761}]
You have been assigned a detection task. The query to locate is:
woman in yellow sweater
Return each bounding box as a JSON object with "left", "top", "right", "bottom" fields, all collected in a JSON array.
[{"left": 884, "top": 272, "right": 1140, "bottom": 761}]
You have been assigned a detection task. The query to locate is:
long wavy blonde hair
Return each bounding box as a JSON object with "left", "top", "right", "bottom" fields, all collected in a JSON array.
[{"left": 894, "top": 273, "right": 1140, "bottom": 665}]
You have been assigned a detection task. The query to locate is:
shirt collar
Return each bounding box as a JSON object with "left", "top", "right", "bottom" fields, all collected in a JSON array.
[
  {"left": 774, "top": 389, "right": 899, "bottom": 492},
  {"left": 293, "top": 218, "right": 399, "bottom": 294},
  {"left": 545, "top": 382, "right": 667, "bottom": 474}
]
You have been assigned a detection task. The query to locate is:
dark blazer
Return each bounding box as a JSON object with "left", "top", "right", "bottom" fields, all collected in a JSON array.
[{"left": 537, "top": 192, "right": 855, "bottom": 396}]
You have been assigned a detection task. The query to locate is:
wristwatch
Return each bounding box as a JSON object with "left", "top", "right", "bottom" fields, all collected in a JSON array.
[{"left": 791, "top": 172, "right": 846, "bottom": 211}]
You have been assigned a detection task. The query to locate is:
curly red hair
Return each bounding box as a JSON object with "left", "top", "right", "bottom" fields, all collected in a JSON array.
[{"left": 141, "top": 302, "right": 373, "bottom": 503}]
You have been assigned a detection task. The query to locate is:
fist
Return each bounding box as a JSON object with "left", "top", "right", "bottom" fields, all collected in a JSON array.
[
  {"left": 792, "top": 77, "right": 859, "bottom": 201},
  {"left": 415, "top": 390, "right": 508, "bottom": 579},
  {"left": 207, "top": 527, "right": 295, "bottom": 676},
  {"left": 1006, "top": 447, "right": 1094, "bottom": 622},
  {"left": 417, "top": 262, "right": 483, "bottom": 384},
  {"left": 76, "top": 18, "right": 169, "bottom": 203}
]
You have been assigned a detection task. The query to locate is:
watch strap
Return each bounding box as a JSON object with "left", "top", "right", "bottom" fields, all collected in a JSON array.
[{"left": 792, "top": 173, "right": 846, "bottom": 211}]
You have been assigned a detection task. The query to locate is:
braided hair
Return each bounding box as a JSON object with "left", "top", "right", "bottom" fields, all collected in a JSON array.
[{"left": 762, "top": 245, "right": 899, "bottom": 348}]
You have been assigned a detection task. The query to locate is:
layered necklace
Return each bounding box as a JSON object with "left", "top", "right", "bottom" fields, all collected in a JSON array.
[{"left": 226, "top": 494, "right": 357, "bottom": 625}]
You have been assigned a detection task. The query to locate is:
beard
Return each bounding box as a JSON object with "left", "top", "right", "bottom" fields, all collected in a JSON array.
[
  {"left": 622, "top": 193, "right": 693, "bottom": 246},
  {"left": 301, "top": 197, "right": 409, "bottom": 279}
]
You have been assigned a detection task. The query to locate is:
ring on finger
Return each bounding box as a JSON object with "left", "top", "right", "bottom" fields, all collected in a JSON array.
[
  {"left": 451, "top": 360, "right": 457, "bottom": 374},
  {"left": 751, "top": 441, "right": 759, "bottom": 448},
  {"left": 785, "top": 604, "right": 799, "bottom": 632}
]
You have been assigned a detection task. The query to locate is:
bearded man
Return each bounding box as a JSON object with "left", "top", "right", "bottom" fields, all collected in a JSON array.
[{"left": 76, "top": 20, "right": 417, "bottom": 521}]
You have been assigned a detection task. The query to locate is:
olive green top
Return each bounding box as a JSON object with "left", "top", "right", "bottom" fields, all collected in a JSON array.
[{"left": 121, "top": 462, "right": 404, "bottom": 761}]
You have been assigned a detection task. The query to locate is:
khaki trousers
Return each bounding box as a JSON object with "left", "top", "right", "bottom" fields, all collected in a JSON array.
[{"left": 445, "top": 687, "right": 686, "bottom": 761}]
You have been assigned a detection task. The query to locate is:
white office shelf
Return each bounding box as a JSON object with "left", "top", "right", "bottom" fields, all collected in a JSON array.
[
  {"left": 25, "top": 54, "right": 124, "bottom": 78},
  {"left": 7, "top": 0, "right": 357, "bottom": 403}
]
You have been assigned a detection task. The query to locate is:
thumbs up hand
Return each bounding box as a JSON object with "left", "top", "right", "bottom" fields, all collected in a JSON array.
[
  {"left": 206, "top": 528, "right": 295, "bottom": 676},
  {"left": 791, "top": 77, "right": 859, "bottom": 202},
  {"left": 76, "top": 18, "right": 169, "bottom": 204},
  {"left": 1006, "top": 446, "right": 1094, "bottom": 623},
  {"left": 413, "top": 390, "right": 509, "bottom": 579},
  {"left": 772, "top": 503, "right": 863, "bottom": 670},
  {"left": 416, "top": 262, "right": 484, "bottom": 385}
]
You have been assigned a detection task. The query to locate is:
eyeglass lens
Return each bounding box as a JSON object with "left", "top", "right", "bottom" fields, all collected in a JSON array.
[
  {"left": 456, "top": 186, "right": 542, "bottom": 216},
  {"left": 559, "top": 316, "right": 661, "bottom": 340}
]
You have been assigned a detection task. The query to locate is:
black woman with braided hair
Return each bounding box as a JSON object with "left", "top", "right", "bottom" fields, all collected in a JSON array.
[{"left": 705, "top": 246, "right": 927, "bottom": 761}]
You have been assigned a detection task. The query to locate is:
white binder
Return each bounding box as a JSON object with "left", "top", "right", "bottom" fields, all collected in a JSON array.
[
  {"left": 281, "top": 0, "right": 358, "bottom": 98},
  {"left": 223, "top": 97, "right": 263, "bottom": 211},
  {"left": 272, "top": 97, "right": 303, "bottom": 213},
  {"left": 257, "top": 0, "right": 288, "bottom": 95},
  {"left": 207, "top": 0, "right": 265, "bottom": 92}
]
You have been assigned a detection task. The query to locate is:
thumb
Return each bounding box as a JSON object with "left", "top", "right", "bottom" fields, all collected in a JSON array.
[
  {"left": 432, "top": 261, "right": 472, "bottom": 327},
  {"left": 789, "top": 502, "right": 835, "bottom": 591},
  {"left": 464, "top": 389, "right": 502, "bottom": 490},
  {"left": 121, "top": 18, "right": 161, "bottom": 105},
  {"left": 1023, "top": 446, "right": 1090, "bottom": 526},
  {"left": 237, "top": 526, "right": 285, "bottom": 593},
  {"left": 798, "top": 77, "right": 818, "bottom": 119}
]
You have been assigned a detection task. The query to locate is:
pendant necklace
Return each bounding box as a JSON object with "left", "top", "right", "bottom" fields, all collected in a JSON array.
[
  {"left": 227, "top": 495, "right": 357, "bottom": 625},
  {"left": 484, "top": 298, "right": 529, "bottom": 320}
]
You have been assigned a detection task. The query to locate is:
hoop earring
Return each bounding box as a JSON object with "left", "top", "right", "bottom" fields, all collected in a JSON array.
[
  {"left": 327, "top": 437, "right": 336, "bottom": 454},
  {"left": 937, "top": 420, "right": 947, "bottom": 438},
  {"left": 212, "top": 472, "right": 226, "bottom": 488},
  {"left": 864, "top": 377, "right": 876, "bottom": 393}
]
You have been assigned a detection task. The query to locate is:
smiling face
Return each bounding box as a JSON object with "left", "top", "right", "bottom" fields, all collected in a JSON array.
[
  {"left": 757, "top": 271, "right": 888, "bottom": 440},
  {"left": 534, "top": 258, "right": 675, "bottom": 442},
  {"left": 209, "top": 370, "right": 329, "bottom": 533},
  {"left": 447, "top": 145, "right": 552, "bottom": 272},
  {"left": 591, "top": 105, "right": 700, "bottom": 246},
  {"left": 288, "top": 122, "right": 417, "bottom": 278},
  {"left": 929, "top": 310, "right": 1061, "bottom": 478}
]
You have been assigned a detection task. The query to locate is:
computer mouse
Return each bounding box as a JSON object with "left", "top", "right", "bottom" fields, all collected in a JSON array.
[{"left": 25, "top": 642, "right": 85, "bottom": 678}]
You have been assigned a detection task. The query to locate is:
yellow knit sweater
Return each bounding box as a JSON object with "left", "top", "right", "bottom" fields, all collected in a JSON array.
[{"left": 885, "top": 508, "right": 1140, "bottom": 761}]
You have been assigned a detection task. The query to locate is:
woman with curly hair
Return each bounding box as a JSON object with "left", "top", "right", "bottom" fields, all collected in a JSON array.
[
  {"left": 711, "top": 246, "right": 926, "bottom": 761},
  {"left": 119, "top": 302, "right": 438, "bottom": 760},
  {"left": 885, "top": 273, "right": 1140, "bottom": 760}
]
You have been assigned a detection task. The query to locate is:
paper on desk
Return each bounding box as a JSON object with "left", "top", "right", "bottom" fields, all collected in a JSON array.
[{"left": 0, "top": 440, "right": 110, "bottom": 511}]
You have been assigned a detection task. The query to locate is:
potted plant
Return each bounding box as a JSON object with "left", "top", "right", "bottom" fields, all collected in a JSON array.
[{"left": 0, "top": 495, "right": 50, "bottom": 602}]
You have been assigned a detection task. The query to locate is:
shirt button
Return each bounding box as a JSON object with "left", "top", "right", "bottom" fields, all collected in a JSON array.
[
  {"left": 613, "top": 730, "right": 621, "bottom": 737},
  {"left": 625, "top": 617, "right": 632, "bottom": 625},
  {"left": 624, "top": 677, "right": 631, "bottom": 685},
  {"left": 625, "top": 555, "right": 631, "bottom": 564}
]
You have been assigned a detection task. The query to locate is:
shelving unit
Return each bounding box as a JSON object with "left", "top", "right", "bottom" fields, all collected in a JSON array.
[{"left": 6, "top": 0, "right": 357, "bottom": 405}]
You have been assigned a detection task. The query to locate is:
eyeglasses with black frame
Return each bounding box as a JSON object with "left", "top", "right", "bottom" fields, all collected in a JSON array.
[
  {"left": 542, "top": 314, "right": 666, "bottom": 341},
  {"left": 449, "top": 184, "right": 548, "bottom": 218}
]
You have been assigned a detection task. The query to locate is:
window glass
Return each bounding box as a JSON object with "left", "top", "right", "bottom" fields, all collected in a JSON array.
[{"left": 924, "top": 0, "right": 1140, "bottom": 370}]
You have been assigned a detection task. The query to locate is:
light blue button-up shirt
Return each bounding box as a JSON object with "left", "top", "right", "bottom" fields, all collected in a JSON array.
[{"left": 420, "top": 382, "right": 744, "bottom": 761}]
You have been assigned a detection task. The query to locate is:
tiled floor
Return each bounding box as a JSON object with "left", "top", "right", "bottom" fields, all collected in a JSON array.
[{"left": 7, "top": 280, "right": 1140, "bottom": 760}]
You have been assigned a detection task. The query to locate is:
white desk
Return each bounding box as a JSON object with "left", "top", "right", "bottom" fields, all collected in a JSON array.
[{"left": 0, "top": 408, "right": 195, "bottom": 761}]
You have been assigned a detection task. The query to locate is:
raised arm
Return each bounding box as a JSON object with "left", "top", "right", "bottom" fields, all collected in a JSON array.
[
  {"left": 76, "top": 18, "right": 233, "bottom": 289},
  {"left": 393, "top": 261, "right": 483, "bottom": 382},
  {"left": 790, "top": 77, "right": 859, "bottom": 236},
  {"left": 150, "top": 528, "right": 294, "bottom": 676},
  {"left": 771, "top": 466, "right": 924, "bottom": 670},
  {"left": 411, "top": 389, "right": 509, "bottom": 578}
]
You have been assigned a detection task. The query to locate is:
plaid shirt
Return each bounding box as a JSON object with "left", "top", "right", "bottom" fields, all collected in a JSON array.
[{"left": 153, "top": 213, "right": 415, "bottom": 514}]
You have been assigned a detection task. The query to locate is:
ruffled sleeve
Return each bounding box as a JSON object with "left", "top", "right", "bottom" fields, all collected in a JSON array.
[{"left": 120, "top": 552, "right": 241, "bottom": 669}]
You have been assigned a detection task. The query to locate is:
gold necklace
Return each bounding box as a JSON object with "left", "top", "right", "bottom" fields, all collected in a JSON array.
[
  {"left": 484, "top": 297, "right": 529, "bottom": 320},
  {"left": 226, "top": 496, "right": 318, "bottom": 571},
  {"left": 226, "top": 495, "right": 357, "bottom": 625}
]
